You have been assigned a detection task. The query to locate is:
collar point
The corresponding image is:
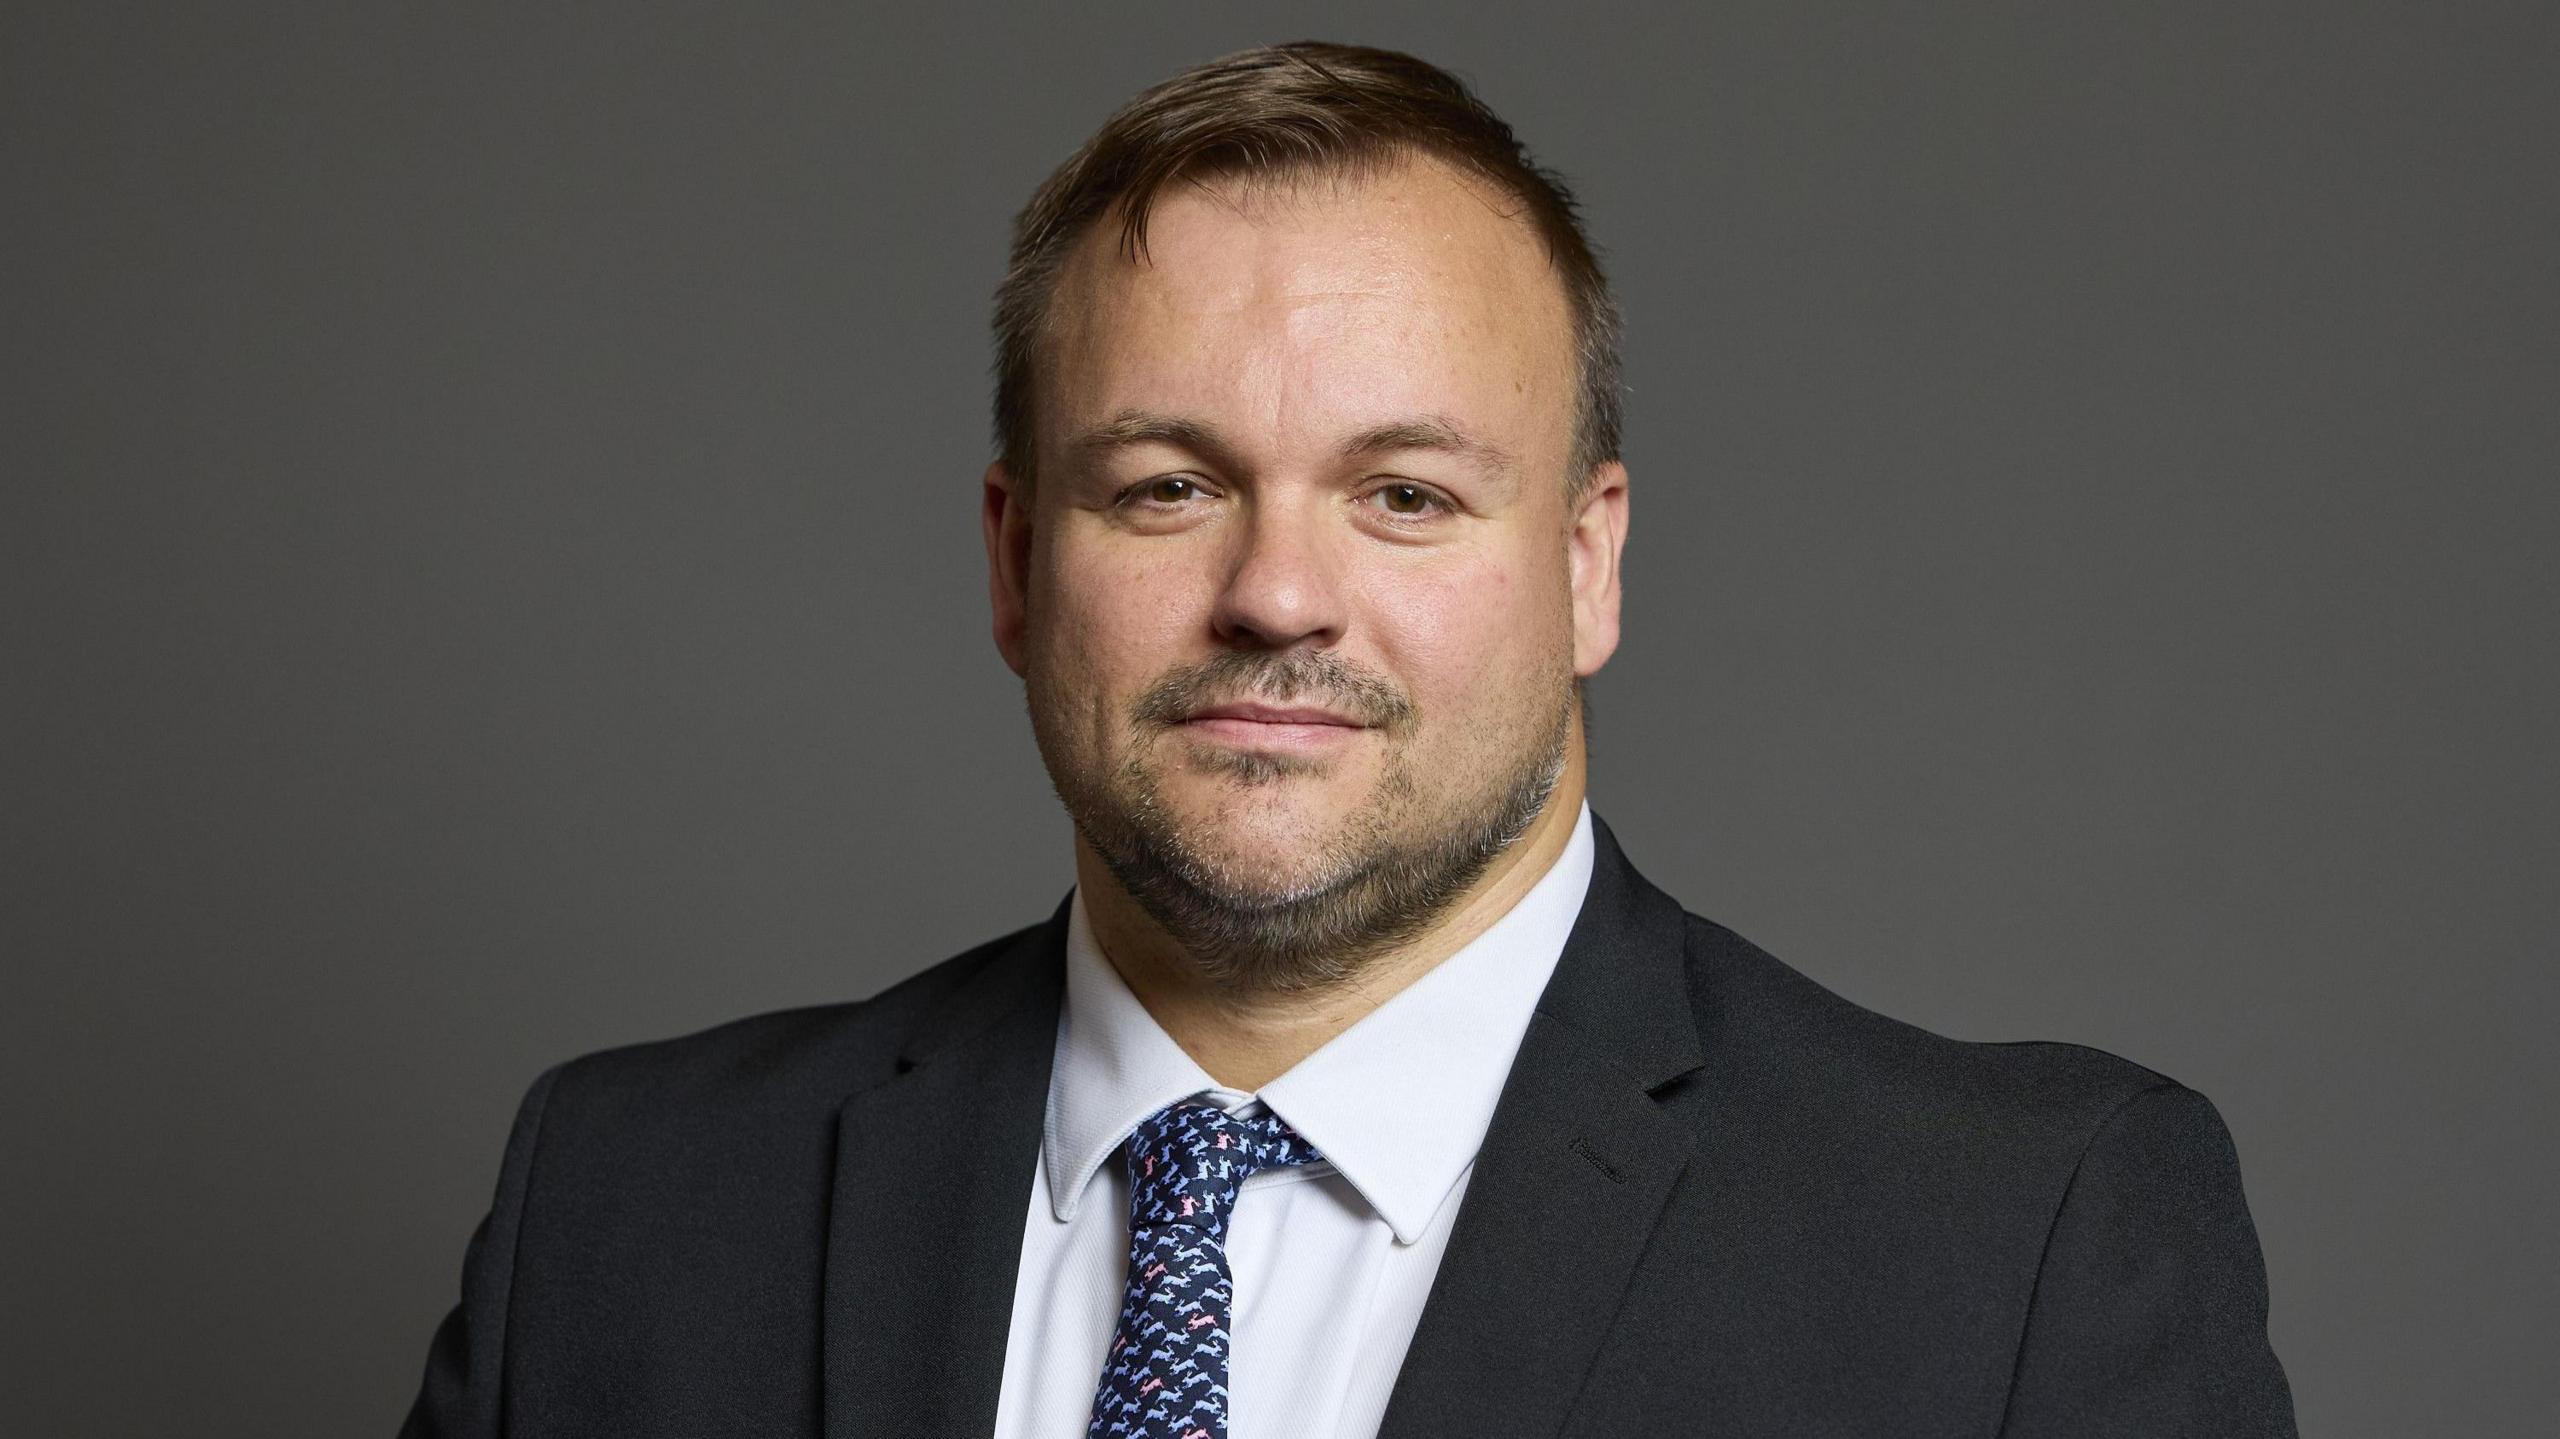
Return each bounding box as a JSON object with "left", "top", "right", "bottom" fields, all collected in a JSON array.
[{"left": 1374, "top": 1201, "right": 1435, "bottom": 1247}]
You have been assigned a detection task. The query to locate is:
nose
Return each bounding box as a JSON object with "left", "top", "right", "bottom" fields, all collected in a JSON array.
[{"left": 1209, "top": 494, "right": 1347, "bottom": 651}]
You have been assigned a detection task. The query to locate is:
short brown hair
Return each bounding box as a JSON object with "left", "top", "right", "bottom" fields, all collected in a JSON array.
[{"left": 992, "top": 41, "right": 1624, "bottom": 495}]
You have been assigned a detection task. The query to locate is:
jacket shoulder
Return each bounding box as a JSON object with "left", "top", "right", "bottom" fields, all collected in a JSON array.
[
  {"left": 1673, "top": 916, "right": 2294, "bottom": 1432},
  {"left": 539, "top": 915, "right": 1053, "bottom": 1130},
  {"left": 1681, "top": 911, "right": 2185, "bottom": 1155}
]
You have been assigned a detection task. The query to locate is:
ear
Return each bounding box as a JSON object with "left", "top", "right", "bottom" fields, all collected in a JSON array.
[
  {"left": 983, "top": 459, "right": 1034, "bottom": 677},
  {"left": 1567, "top": 460, "right": 1630, "bottom": 677}
]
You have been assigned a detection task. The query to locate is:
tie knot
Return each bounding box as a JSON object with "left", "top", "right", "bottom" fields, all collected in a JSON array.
[{"left": 1123, "top": 1099, "right": 1321, "bottom": 1234}]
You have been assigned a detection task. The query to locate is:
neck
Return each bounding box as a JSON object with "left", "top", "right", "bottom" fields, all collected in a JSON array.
[{"left": 1075, "top": 724, "right": 1589, "bottom": 1092}]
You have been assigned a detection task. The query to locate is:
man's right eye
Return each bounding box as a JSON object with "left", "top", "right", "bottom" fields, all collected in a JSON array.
[{"left": 1128, "top": 477, "right": 1205, "bottom": 506}]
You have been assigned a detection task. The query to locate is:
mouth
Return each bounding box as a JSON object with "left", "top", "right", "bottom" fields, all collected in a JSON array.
[{"left": 1175, "top": 701, "right": 1372, "bottom": 752}]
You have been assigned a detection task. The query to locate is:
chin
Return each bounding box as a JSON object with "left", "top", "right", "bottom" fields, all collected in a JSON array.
[{"left": 1153, "top": 790, "right": 1368, "bottom": 896}]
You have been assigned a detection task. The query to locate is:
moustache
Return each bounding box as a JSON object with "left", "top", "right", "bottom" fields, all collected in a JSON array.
[{"left": 1132, "top": 651, "right": 1414, "bottom": 731}]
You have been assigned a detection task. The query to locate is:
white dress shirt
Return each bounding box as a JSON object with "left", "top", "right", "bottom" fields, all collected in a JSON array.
[{"left": 990, "top": 802, "right": 1596, "bottom": 1439}]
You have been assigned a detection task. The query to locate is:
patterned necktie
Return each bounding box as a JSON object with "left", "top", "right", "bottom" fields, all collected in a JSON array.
[{"left": 1086, "top": 1098, "right": 1323, "bottom": 1439}]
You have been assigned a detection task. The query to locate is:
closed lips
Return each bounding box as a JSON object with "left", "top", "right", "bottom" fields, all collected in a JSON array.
[{"left": 1184, "top": 704, "right": 1365, "bottom": 726}]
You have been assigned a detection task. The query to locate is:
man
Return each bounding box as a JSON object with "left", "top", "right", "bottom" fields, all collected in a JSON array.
[{"left": 403, "top": 41, "right": 2295, "bottom": 1438}]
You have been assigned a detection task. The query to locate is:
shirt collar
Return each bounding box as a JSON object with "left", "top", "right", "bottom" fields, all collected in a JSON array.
[{"left": 1041, "top": 801, "right": 1596, "bottom": 1245}]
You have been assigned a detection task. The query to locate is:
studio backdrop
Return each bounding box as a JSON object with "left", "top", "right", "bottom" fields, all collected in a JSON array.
[{"left": 5, "top": 3, "right": 2554, "bottom": 1436}]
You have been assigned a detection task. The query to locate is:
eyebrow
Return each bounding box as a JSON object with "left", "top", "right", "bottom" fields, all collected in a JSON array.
[
  {"left": 1340, "top": 417, "right": 1517, "bottom": 481},
  {"left": 1069, "top": 409, "right": 1518, "bottom": 484},
  {"left": 1072, "top": 411, "right": 1235, "bottom": 466}
]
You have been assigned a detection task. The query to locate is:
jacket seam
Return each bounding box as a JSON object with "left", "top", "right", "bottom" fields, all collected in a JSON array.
[
  {"left": 1989, "top": 1078, "right": 2182, "bottom": 1438},
  {"left": 1551, "top": 1128, "right": 1696, "bottom": 1436},
  {"left": 492, "top": 1062, "right": 565, "bottom": 1438}
]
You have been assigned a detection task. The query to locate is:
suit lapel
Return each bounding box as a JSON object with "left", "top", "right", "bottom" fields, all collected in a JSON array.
[
  {"left": 822, "top": 905, "right": 1067, "bottom": 1439},
  {"left": 817, "top": 817, "right": 1703, "bottom": 1439},
  {"left": 1376, "top": 816, "right": 1708, "bottom": 1439}
]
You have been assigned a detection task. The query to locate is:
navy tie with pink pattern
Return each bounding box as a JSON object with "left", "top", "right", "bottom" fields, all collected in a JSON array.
[{"left": 1086, "top": 1099, "right": 1323, "bottom": 1439}]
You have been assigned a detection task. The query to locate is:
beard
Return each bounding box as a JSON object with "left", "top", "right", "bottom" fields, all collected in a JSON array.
[{"left": 1030, "top": 647, "right": 1575, "bottom": 995}]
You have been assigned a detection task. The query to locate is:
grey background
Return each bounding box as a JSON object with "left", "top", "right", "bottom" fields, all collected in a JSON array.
[{"left": 5, "top": 2, "right": 2552, "bottom": 1434}]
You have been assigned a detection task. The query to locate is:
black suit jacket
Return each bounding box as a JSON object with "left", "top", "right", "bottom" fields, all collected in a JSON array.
[{"left": 403, "top": 816, "right": 2295, "bottom": 1436}]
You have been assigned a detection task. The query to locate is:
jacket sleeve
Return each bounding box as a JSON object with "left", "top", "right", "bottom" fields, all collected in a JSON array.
[
  {"left": 1997, "top": 1081, "right": 2298, "bottom": 1437},
  {"left": 399, "top": 1064, "right": 562, "bottom": 1439}
]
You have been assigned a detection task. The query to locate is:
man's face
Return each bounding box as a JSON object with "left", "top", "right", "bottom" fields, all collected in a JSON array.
[{"left": 987, "top": 153, "right": 1625, "bottom": 987}]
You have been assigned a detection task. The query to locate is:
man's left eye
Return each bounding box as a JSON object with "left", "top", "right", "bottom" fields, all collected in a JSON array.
[{"left": 1366, "top": 483, "right": 1445, "bottom": 518}]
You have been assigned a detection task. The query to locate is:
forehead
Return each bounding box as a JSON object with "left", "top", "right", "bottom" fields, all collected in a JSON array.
[{"left": 1039, "top": 154, "right": 1577, "bottom": 474}]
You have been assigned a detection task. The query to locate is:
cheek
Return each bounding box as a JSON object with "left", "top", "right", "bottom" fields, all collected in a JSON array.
[
  {"left": 1032, "top": 537, "right": 1209, "bottom": 695},
  {"left": 1363, "top": 547, "right": 1567, "bottom": 703}
]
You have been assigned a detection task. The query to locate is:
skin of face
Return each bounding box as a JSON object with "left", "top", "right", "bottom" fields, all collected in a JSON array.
[{"left": 983, "top": 151, "right": 1630, "bottom": 1009}]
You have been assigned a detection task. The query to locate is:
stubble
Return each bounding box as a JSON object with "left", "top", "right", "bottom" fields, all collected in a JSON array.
[{"left": 1033, "top": 648, "right": 1574, "bottom": 994}]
